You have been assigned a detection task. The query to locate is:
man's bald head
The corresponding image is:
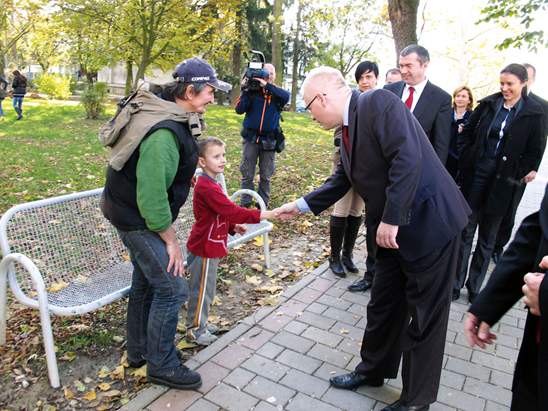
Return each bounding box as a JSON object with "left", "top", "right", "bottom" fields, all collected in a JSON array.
[
  {"left": 301, "top": 66, "right": 351, "bottom": 130},
  {"left": 302, "top": 66, "right": 349, "bottom": 97},
  {"left": 264, "top": 63, "right": 276, "bottom": 83}
]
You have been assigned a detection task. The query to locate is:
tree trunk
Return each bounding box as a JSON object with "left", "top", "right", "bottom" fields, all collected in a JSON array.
[
  {"left": 231, "top": 4, "right": 245, "bottom": 104},
  {"left": 290, "top": 0, "right": 302, "bottom": 111},
  {"left": 388, "top": 0, "right": 419, "bottom": 60},
  {"left": 271, "top": 0, "right": 283, "bottom": 86},
  {"left": 0, "top": 51, "right": 6, "bottom": 77},
  {"left": 125, "top": 60, "right": 133, "bottom": 94}
]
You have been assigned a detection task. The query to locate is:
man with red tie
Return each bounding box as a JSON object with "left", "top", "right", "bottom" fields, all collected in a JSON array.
[
  {"left": 385, "top": 45, "right": 452, "bottom": 165},
  {"left": 276, "top": 67, "right": 471, "bottom": 410}
]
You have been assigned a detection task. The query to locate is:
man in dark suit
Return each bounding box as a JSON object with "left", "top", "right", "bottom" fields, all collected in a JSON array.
[
  {"left": 465, "top": 185, "right": 548, "bottom": 410},
  {"left": 492, "top": 63, "right": 548, "bottom": 263},
  {"left": 276, "top": 67, "right": 470, "bottom": 411},
  {"left": 384, "top": 45, "right": 452, "bottom": 165}
]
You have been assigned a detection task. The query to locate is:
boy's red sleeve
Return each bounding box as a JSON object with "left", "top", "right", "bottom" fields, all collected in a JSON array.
[{"left": 204, "top": 183, "right": 261, "bottom": 224}]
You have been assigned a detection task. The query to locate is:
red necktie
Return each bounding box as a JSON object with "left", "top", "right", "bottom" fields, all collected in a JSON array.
[
  {"left": 342, "top": 125, "right": 351, "bottom": 153},
  {"left": 405, "top": 86, "right": 415, "bottom": 110}
]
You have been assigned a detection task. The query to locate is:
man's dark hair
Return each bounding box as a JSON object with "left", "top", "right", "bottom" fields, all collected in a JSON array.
[
  {"left": 354, "top": 61, "right": 379, "bottom": 83},
  {"left": 164, "top": 81, "right": 208, "bottom": 101},
  {"left": 501, "top": 63, "right": 528, "bottom": 83},
  {"left": 400, "top": 45, "right": 430, "bottom": 64},
  {"left": 197, "top": 137, "right": 225, "bottom": 157},
  {"left": 523, "top": 63, "right": 536, "bottom": 78}
]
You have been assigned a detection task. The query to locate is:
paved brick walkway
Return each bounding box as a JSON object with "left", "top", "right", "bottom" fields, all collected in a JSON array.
[{"left": 123, "top": 156, "right": 548, "bottom": 411}]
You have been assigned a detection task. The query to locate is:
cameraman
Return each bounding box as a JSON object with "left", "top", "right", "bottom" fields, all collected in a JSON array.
[{"left": 236, "top": 63, "right": 290, "bottom": 208}]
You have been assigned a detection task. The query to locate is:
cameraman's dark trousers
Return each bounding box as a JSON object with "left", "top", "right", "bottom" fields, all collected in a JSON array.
[{"left": 240, "top": 136, "right": 275, "bottom": 207}]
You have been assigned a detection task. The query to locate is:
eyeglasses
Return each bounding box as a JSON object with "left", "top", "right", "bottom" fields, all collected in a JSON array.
[{"left": 305, "top": 93, "right": 326, "bottom": 111}]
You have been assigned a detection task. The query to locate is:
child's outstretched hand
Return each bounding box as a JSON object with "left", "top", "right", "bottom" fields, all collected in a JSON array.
[{"left": 234, "top": 224, "right": 247, "bottom": 235}]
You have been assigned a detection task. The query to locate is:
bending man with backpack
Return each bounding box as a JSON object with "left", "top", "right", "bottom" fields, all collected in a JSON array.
[{"left": 101, "top": 57, "right": 231, "bottom": 390}]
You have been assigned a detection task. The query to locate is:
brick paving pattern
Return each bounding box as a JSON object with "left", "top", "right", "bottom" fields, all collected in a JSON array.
[{"left": 123, "top": 155, "right": 548, "bottom": 410}]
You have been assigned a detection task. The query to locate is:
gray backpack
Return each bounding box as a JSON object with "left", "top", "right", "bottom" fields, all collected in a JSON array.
[{"left": 99, "top": 84, "right": 203, "bottom": 170}]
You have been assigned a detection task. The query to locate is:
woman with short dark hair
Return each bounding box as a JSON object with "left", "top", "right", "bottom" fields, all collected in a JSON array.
[{"left": 453, "top": 63, "right": 545, "bottom": 302}]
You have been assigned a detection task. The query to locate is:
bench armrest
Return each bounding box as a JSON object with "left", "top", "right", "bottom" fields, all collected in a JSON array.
[
  {"left": 0, "top": 253, "right": 48, "bottom": 310},
  {"left": 230, "top": 189, "right": 267, "bottom": 211}
]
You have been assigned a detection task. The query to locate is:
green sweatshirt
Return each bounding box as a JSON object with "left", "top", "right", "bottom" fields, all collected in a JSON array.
[{"left": 136, "top": 129, "right": 180, "bottom": 231}]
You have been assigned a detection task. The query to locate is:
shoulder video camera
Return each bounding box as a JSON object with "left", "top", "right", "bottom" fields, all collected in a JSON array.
[{"left": 242, "top": 50, "right": 269, "bottom": 93}]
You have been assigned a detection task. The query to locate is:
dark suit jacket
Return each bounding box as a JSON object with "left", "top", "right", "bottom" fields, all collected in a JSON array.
[
  {"left": 304, "top": 89, "right": 470, "bottom": 260},
  {"left": 469, "top": 185, "right": 548, "bottom": 410},
  {"left": 384, "top": 80, "right": 452, "bottom": 165}
]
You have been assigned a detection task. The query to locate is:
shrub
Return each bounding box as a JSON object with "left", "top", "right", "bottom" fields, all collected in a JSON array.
[
  {"left": 81, "top": 82, "right": 108, "bottom": 119},
  {"left": 34, "top": 73, "right": 71, "bottom": 100}
]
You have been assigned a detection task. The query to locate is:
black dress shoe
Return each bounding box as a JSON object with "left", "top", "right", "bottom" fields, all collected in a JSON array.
[
  {"left": 347, "top": 278, "right": 372, "bottom": 292},
  {"left": 329, "top": 257, "right": 346, "bottom": 277},
  {"left": 381, "top": 400, "right": 430, "bottom": 411},
  {"left": 329, "top": 372, "right": 383, "bottom": 389}
]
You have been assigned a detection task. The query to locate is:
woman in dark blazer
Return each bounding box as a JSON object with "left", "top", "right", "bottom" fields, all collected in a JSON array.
[
  {"left": 446, "top": 86, "right": 474, "bottom": 180},
  {"left": 454, "top": 63, "right": 545, "bottom": 302}
]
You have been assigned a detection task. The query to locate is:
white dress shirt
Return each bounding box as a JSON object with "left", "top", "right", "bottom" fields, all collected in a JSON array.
[{"left": 401, "top": 78, "right": 428, "bottom": 113}]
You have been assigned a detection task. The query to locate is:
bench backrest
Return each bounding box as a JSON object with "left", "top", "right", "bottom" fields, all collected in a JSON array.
[{"left": 0, "top": 170, "right": 223, "bottom": 299}]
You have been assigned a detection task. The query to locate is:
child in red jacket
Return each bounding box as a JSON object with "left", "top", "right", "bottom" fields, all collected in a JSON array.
[{"left": 186, "top": 137, "right": 275, "bottom": 345}]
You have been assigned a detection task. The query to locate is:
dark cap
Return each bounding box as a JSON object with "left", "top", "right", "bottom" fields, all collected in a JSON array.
[{"left": 173, "top": 57, "right": 232, "bottom": 93}]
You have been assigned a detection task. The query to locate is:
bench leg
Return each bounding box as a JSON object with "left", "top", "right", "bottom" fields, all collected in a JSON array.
[
  {"left": 37, "top": 289, "right": 60, "bottom": 388},
  {"left": 0, "top": 259, "right": 7, "bottom": 346},
  {"left": 263, "top": 233, "right": 271, "bottom": 269}
]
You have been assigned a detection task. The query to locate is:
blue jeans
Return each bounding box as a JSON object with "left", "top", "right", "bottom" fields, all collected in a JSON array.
[
  {"left": 117, "top": 229, "right": 189, "bottom": 373},
  {"left": 13, "top": 96, "right": 23, "bottom": 115}
]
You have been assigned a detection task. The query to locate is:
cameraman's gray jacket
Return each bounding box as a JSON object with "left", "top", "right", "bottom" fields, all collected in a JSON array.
[{"left": 99, "top": 84, "right": 203, "bottom": 171}]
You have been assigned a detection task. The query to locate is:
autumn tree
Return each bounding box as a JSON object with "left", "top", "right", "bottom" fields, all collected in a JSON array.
[
  {"left": 58, "top": 0, "right": 239, "bottom": 89},
  {"left": 0, "top": 0, "right": 41, "bottom": 75}
]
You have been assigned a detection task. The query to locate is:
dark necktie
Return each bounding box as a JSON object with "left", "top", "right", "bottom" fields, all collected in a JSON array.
[
  {"left": 405, "top": 86, "right": 415, "bottom": 110},
  {"left": 342, "top": 125, "right": 350, "bottom": 153}
]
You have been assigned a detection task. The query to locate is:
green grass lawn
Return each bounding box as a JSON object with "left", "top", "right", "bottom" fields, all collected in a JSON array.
[{"left": 0, "top": 99, "right": 333, "bottom": 214}]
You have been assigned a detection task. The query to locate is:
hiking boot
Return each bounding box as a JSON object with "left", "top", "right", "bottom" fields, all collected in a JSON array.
[
  {"left": 207, "top": 323, "right": 220, "bottom": 335},
  {"left": 147, "top": 365, "right": 202, "bottom": 390},
  {"left": 187, "top": 329, "right": 218, "bottom": 346}
]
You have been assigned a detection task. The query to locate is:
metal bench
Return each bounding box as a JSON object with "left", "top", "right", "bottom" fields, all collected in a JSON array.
[{"left": 0, "top": 172, "right": 272, "bottom": 388}]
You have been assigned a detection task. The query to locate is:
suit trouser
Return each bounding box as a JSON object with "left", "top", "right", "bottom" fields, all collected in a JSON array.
[
  {"left": 355, "top": 236, "right": 460, "bottom": 406},
  {"left": 455, "top": 209, "right": 504, "bottom": 295},
  {"left": 186, "top": 252, "right": 219, "bottom": 336},
  {"left": 363, "top": 226, "right": 376, "bottom": 280}
]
